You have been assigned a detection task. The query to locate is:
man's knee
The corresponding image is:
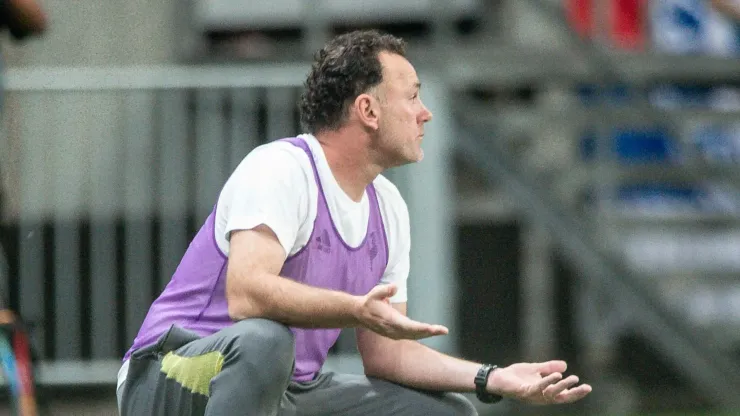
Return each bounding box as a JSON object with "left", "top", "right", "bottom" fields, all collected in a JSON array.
[
  {"left": 226, "top": 318, "right": 295, "bottom": 364},
  {"left": 436, "top": 393, "right": 478, "bottom": 416},
  {"left": 399, "top": 388, "right": 478, "bottom": 416}
]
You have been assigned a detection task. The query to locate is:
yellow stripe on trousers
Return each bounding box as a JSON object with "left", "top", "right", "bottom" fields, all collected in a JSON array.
[{"left": 160, "top": 351, "right": 225, "bottom": 396}]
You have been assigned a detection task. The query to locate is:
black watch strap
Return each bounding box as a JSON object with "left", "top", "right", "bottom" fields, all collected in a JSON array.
[{"left": 474, "top": 364, "right": 503, "bottom": 403}]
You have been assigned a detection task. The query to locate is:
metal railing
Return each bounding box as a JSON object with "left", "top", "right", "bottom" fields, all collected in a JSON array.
[
  {"left": 458, "top": 124, "right": 740, "bottom": 409},
  {"left": 195, "top": 0, "right": 480, "bottom": 31},
  {"left": 0, "top": 64, "right": 313, "bottom": 383}
]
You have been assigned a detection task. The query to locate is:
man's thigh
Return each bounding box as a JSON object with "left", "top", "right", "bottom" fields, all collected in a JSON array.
[
  {"left": 282, "top": 373, "right": 477, "bottom": 416},
  {"left": 121, "top": 320, "right": 294, "bottom": 416}
]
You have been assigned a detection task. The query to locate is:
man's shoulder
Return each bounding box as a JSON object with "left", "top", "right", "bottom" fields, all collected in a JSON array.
[
  {"left": 249, "top": 139, "right": 308, "bottom": 161},
  {"left": 222, "top": 139, "right": 314, "bottom": 195},
  {"left": 238, "top": 139, "right": 312, "bottom": 173}
]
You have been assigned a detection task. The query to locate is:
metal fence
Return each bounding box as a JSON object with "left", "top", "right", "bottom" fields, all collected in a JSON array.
[{"left": 0, "top": 65, "right": 307, "bottom": 384}]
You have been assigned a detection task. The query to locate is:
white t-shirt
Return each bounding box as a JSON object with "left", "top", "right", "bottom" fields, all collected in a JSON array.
[{"left": 214, "top": 133, "right": 410, "bottom": 303}]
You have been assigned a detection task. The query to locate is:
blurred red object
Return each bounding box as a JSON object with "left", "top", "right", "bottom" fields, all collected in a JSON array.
[
  {"left": 566, "top": 0, "right": 647, "bottom": 50},
  {"left": 611, "top": 0, "right": 646, "bottom": 50},
  {"left": 566, "top": 0, "right": 594, "bottom": 38}
]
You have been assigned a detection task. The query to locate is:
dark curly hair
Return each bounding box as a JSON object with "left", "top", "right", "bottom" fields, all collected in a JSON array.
[{"left": 299, "top": 30, "right": 407, "bottom": 134}]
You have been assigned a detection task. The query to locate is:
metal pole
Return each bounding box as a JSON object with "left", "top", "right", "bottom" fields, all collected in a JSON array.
[{"left": 520, "top": 223, "right": 556, "bottom": 361}]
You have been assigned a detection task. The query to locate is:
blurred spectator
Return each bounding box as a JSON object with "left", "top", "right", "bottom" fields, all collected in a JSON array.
[
  {"left": 650, "top": 0, "right": 740, "bottom": 56},
  {"left": 0, "top": 0, "right": 47, "bottom": 108},
  {"left": 651, "top": 0, "right": 740, "bottom": 165},
  {"left": 566, "top": 0, "right": 648, "bottom": 50},
  {"left": 0, "top": 0, "right": 46, "bottom": 42},
  {"left": 0, "top": 0, "right": 47, "bottom": 294},
  {"left": 567, "top": 0, "right": 740, "bottom": 215}
]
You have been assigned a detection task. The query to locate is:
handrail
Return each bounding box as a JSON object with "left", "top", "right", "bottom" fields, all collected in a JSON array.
[
  {"left": 458, "top": 125, "right": 740, "bottom": 409},
  {"left": 4, "top": 64, "right": 311, "bottom": 91}
]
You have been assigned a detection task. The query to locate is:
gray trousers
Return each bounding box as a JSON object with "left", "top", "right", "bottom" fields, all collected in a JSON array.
[{"left": 118, "top": 319, "right": 477, "bottom": 416}]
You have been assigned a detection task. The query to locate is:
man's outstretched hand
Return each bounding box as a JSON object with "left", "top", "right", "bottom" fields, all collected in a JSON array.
[
  {"left": 488, "top": 360, "right": 592, "bottom": 405},
  {"left": 354, "top": 284, "right": 448, "bottom": 340}
]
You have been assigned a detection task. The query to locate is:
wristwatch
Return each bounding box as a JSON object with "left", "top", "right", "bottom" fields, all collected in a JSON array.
[{"left": 474, "top": 364, "right": 503, "bottom": 403}]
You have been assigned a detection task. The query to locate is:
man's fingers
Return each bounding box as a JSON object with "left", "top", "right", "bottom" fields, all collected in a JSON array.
[
  {"left": 400, "top": 321, "right": 449, "bottom": 337},
  {"left": 554, "top": 384, "right": 593, "bottom": 404},
  {"left": 392, "top": 315, "right": 449, "bottom": 338},
  {"left": 536, "top": 360, "right": 567, "bottom": 376},
  {"left": 543, "top": 375, "right": 579, "bottom": 398},
  {"left": 535, "top": 372, "right": 563, "bottom": 392},
  {"left": 429, "top": 324, "right": 449, "bottom": 335},
  {"left": 537, "top": 372, "right": 592, "bottom": 405},
  {"left": 408, "top": 324, "right": 449, "bottom": 338}
]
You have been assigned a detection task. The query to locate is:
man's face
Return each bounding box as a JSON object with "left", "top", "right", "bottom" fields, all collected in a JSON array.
[{"left": 373, "top": 52, "right": 433, "bottom": 166}]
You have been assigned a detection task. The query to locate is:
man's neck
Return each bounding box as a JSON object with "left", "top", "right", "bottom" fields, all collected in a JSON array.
[{"left": 314, "top": 128, "right": 383, "bottom": 203}]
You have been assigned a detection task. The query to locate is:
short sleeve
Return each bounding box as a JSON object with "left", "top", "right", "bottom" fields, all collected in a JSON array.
[{"left": 217, "top": 143, "right": 309, "bottom": 258}]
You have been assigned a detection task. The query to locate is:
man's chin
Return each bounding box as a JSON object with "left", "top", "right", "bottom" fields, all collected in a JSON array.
[
  {"left": 403, "top": 150, "right": 424, "bottom": 164},
  {"left": 387, "top": 149, "right": 423, "bottom": 168}
]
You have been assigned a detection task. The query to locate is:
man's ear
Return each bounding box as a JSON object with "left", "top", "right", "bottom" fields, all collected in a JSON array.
[{"left": 353, "top": 93, "right": 380, "bottom": 131}]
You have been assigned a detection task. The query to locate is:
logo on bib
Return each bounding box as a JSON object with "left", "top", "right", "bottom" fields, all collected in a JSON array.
[{"left": 316, "top": 229, "right": 331, "bottom": 253}]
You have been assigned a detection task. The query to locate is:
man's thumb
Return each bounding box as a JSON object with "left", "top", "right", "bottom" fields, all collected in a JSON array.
[{"left": 370, "top": 284, "right": 397, "bottom": 299}]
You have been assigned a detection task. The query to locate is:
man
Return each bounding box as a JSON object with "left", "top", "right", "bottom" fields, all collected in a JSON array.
[{"left": 117, "top": 30, "right": 592, "bottom": 415}]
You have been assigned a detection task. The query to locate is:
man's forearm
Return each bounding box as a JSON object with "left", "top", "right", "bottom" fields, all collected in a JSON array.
[
  {"left": 367, "top": 339, "right": 483, "bottom": 393},
  {"left": 227, "top": 270, "right": 362, "bottom": 328}
]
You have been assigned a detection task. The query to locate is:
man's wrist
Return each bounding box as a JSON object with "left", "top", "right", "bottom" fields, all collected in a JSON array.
[
  {"left": 349, "top": 295, "right": 365, "bottom": 327},
  {"left": 485, "top": 365, "right": 503, "bottom": 395},
  {"left": 475, "top": 364, "right": 503, "bottom": 403}
]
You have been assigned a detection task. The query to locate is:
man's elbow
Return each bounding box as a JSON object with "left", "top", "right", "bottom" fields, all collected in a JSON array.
[
  {"left": 225, "top": 277, "right": 264, "bottom": 321},
  {"left": 361, "top": 349, "right": 398, "bottom": 380},
  {"left": 227, "top": 299, "right": 257, "bottom": 321},
  {"left": 363, "top": 359, "right": 390, "bottom": 380},
  {"left": 226, "top": 295, "right": 265, "bottom": 321}
]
